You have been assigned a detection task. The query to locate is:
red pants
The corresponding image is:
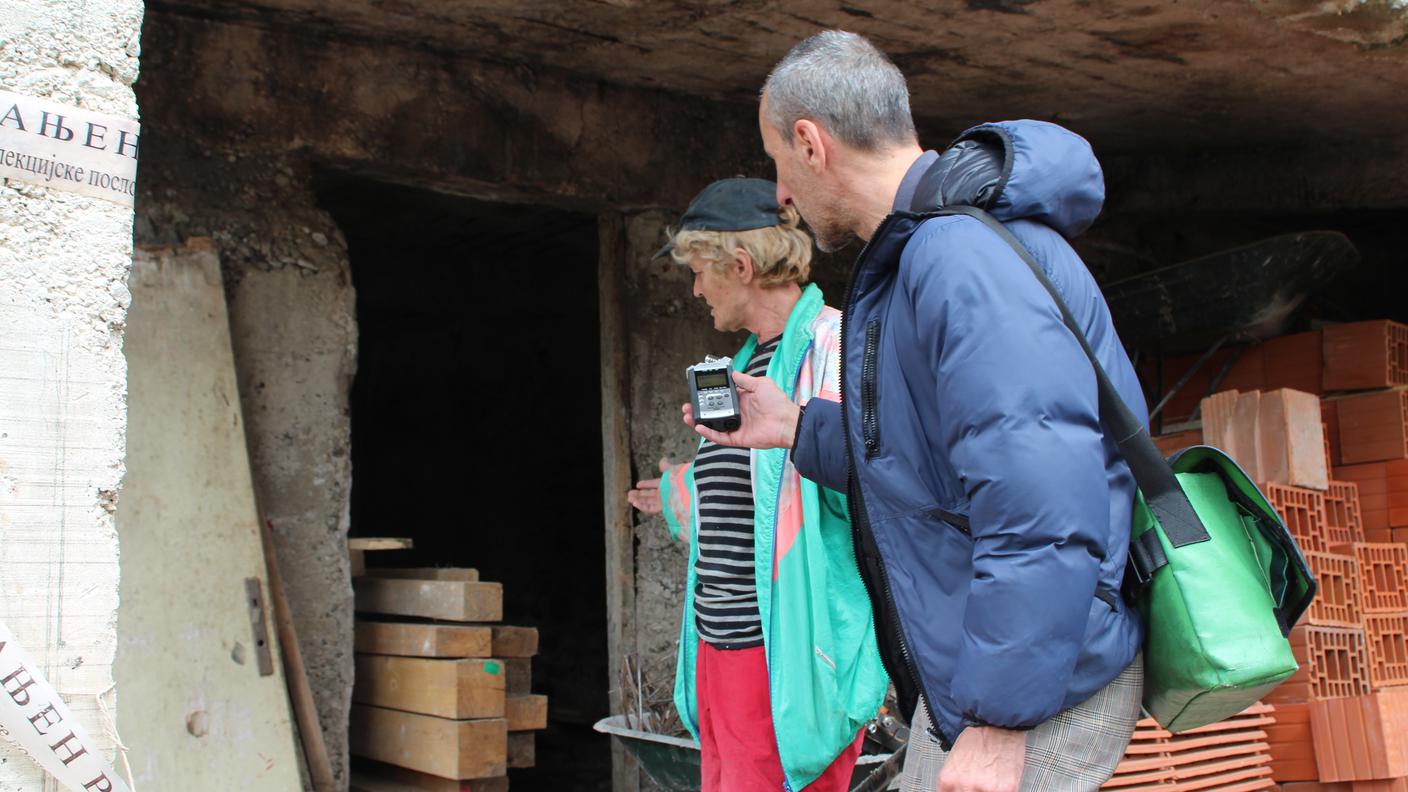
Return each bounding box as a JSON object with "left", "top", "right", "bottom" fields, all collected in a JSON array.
[{"left": 696, "top": 641, "right": 864, "bottom": 792}]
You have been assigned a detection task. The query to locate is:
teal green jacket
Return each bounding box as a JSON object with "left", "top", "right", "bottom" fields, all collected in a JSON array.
[{"left": 658, "top": 284, "right": 889, "bottom": 790}]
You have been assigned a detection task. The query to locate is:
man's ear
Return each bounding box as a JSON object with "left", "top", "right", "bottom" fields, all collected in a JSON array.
[
  {"left": 734, "top": 248, "right": 756, "bottom": 285},
  {"left": 793, "top": 119, "right": 829, "bottom": 174}
]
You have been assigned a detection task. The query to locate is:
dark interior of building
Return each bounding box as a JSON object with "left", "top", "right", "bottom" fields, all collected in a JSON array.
[{"left": 318, "top": 175, "right": 612, "bottom": 790}]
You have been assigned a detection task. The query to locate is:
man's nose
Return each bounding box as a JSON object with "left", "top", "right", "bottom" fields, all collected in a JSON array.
[{"left": 775, "top": 181, "right": 792, "bottom": 207}]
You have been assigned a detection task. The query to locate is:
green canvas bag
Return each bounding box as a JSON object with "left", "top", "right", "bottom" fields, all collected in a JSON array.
[{"left": 931, "top": 206, "right": 1318, "bottom": 732}]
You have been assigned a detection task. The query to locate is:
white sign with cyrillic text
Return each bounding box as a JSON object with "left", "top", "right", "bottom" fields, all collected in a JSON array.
[
  {"left": 0, "top": 622, "right": 130, "bottom": 792},
  {"left": 0, "top": 88, "right": 139, "bottom": 207}
]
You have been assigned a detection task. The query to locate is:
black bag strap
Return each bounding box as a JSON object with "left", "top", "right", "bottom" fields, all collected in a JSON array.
[{"left": 911, "top": 203, "right": 1210, "bottom": 585}]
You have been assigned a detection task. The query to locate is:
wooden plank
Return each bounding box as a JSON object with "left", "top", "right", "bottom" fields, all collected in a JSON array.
[
  {"left": 504, "top": 658, "right": 531, "bottom": 694},
  {"left": 489, "top": 626, "right": 538, "bottom": 658},
  {"left": 116, "top": 244, "right": 305, "bottom": 788},
  {"left": 355, "top": 578, "right": 503, "bottom": 622},
  {"left": 260, "top": 518, "right": 337, "bottom": 791},
  {"left": 598, "top": 211, "right": 640, "bottom": 792},
  {"left": 508, "top": 732, "right": 536, "bottom": 769},
  {"left": 349, "top": 537, "right": 415, "bottom": 551},
  {"left": 350, "top": 705, "right": 506, "bottom": 780},
  {"left": 363, "top": 567, "right": 480, "bottom": 582},
  {"left": 353, "top": 655, "right": 505, "bottom": 719},
  {"left": 352, "top": 760, "right": 509, "bottom": 792},
  {"left": 505, "top": 694, "right": 548, "bottom": 732},
  {"left": 356, "top": 622, "right": 493, "bottom": 658}
]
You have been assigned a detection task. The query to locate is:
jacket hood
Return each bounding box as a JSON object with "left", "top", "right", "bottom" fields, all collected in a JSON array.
[{"left": 911, "top": 119, "right": 1105, "bottom": 238}]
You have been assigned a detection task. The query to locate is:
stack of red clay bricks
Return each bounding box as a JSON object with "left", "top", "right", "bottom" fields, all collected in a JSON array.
[
  {"left": 1148, "top": 320, "right": 1408, "bottom": 791},
  {"left": 1102, "top": 704, "right": 1278, "bottom": 790},
  {"left": 1147, "top": 320, "right": 1407, "bottom": 428}
]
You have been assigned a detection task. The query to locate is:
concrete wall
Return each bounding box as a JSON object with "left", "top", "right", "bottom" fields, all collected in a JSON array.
[
  {"left": 135, "top": 144, "right": 359, "bottom": 786},
  {"left": 0, "top": 0, "right": 143, "bottom": 788},
  {"left": 134, "top": 10, "right": 766, "bottom": 789}
]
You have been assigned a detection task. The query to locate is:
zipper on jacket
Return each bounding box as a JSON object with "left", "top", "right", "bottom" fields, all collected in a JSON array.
[
  {"left": 861, "top": 319, "right": 882, "bottom": 460},
  {"left": 839, "top": 216, "right": 953, "bottom": 751},
  {"left": 767, "top": 339, "right": 817, "bottom": 790}
]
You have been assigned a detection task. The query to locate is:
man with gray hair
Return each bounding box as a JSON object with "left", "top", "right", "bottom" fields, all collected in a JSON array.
[{"left": 688, "top": 31, "right": 1147, "bottom": 792}]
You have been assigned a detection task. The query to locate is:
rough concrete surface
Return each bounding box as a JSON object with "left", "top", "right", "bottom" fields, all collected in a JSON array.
[
  {"left": 134, "top": 138, "right": 358, "bottom": 788},
  {"left": 151, "top": 0, "right": 1408, "bottom": 149},
  {"left": 0, "top": 0, "right": 143, "bottom": 788},
  {"left": 137, "top": 12, "right": 769, "bottom": 213}
]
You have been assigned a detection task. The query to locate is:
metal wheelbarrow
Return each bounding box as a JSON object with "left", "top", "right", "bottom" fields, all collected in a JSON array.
[{"left": 594, "top": 714, "right": 905, "bottom": 792}]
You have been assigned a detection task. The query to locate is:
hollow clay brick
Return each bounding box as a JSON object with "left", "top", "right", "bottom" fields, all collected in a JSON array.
[
  {"left": 1364, "top": 612, "right": 1408, "bottom": 689},
  {"left": 1268, "top": 483, "right": 1330, "bottom": 553},
  {"left": 1354, "top": 543, "right": 1408, "bottom": 613},
  {"left": 1259, "top": 389, "right": 1331, "bottom": 490},
  {"left": 1352, "top": 779, "right": 1408, "bottom": 792},
  {"left": 1268, "top": 702, "right": 1318, "bottom": 782},
  {"left": 1306, "top": 551, "right": 1364, "bottom": 628},
  {"left": 1336, "top": 391, "right": 1408, "bottom": 466},
  {"left": 1326, "top": 481, "right": 1366, "bottom": 551},
  {"left": 1266, "top": 331, "right": 1326, "bottom": 396},
  {"left": 1309, "top": 688, "right": 1408, "bottom": 782},
  {"left": 1155, "top": 429, "right": 1204, "bottom": 458},
  {"left": 1322, "top": 320, "right": 1408, "bottom": 393},
  {"left": 1326, "top": 399, "right": 1344, "bottom": 467}
]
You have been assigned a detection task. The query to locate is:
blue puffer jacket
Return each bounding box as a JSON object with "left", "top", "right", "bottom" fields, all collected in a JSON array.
[{"left": 792, "top": 120, "right": 1146, "bottom": 747}]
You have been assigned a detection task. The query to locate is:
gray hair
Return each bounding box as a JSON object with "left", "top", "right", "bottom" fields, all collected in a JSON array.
[{"left": 762, "top": 31, "right": 917, "bottom": 151}]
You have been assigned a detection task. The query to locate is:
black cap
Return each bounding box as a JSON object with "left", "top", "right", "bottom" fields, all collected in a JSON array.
[{"left": 653, "top": 178, "right": 782, "bottom": 260}]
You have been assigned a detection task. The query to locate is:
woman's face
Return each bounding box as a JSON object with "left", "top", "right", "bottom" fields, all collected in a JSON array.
[{"left": 689, "top": 254, "right": 749, "bottom": 333}]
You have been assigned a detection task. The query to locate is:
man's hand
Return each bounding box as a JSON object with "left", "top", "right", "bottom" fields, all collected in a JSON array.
[
  {"left": 938, "top": 725, "right": 1026, "bottom": 792},
  {"left": 626, "top": 457, "right": 674, "bottom": 515},
  {"left": 683, "top": 372, "right": 800, "bottom": 450}
]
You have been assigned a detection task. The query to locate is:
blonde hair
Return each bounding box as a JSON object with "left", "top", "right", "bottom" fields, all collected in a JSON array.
[{"left": 669, "top": 205, "right": 813, "bottom": 287}]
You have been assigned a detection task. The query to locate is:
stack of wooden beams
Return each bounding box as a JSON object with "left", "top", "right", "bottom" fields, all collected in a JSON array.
[{"left": 347, "top": 561, "right": 546, "bottom": 792}]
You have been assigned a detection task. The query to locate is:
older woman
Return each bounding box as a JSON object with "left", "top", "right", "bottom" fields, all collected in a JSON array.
[{"left": 627, "top": 178, "right": 887, "bottom": 792}]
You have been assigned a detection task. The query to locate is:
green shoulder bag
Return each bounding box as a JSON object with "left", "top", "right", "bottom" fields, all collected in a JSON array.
[{"left": 934, "top": 206, "right": 1318, "bottom": 732}]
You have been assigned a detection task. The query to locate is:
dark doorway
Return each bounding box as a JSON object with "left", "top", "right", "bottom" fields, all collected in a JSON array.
[{"left": 319, "top": 175, "right": 612, "bottom": 791}]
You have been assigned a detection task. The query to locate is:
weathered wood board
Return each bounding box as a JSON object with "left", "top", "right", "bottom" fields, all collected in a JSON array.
[
  {"left": 114, "top": 244, "right": 303, "bottom": 789},
  {"left": 354, "top": 578, "right": 503, "bottom": 621},
  {"left": 363, "top": 567, "right": 481, "bottom": 581},
  {"left": 356, "top": 621, "right": 494, "bottom": 658},
  {"left": 487, "top": 626, "right": 538, "bottom": 657},
  {"left": 350, "top": 705, "right": 506, "bottom": 780},
  {"left": 505, "top": 694, "right": 548, "bottom": 731},
  {"left": 353, "top": 655, "right": 505, "bottom": 719},
  {"left": 505, "top": 657, "right": 532, "bottom": 694},
  {"left": 508, "top": 732, "right": 536, "bottom": 769}
]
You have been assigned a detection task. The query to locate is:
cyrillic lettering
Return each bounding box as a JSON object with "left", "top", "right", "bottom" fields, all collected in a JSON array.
[
  {"left": 39, "top": 112, "right": 75, "bottom": 141},
  {"left": 28, "top": 703, "right": 61, "bottom": 736},
  {"left": 2, "top": 666, "right": 38, "bottom": 706},
  {"left": 115, "top": 129, "right": 138, "bottom": 159},
  {"left": 83, "top": 122, "right": 107, "bottom": 150},
  {"left": 0, "top": 105, "right": 24, "bottom": 131},
  {"left": 73, "top": 166, "right": 84, "bottom": 182},
  {"left": 50, "top": 730, "right": 89, "bottom": 765},
  {"left": 84, "top": 774, "right": 114, "bottom": 792}
]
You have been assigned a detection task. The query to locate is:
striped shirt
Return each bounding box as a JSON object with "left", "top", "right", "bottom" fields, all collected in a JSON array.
[{"left": 693, "top": 336, "right": 779, "bottom": 649}]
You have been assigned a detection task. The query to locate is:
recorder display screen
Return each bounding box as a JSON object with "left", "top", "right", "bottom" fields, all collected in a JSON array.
[{"left": 695, "top": 372, "right": 729, "bottom": 389}]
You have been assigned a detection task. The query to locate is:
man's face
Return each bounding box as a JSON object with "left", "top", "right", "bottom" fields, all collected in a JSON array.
[
  {"left": 759, "top": 95, "right": 857, "bottom": 252},
  {"left": 689, "top": 255, "right": 748, "bottom": 333}
]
